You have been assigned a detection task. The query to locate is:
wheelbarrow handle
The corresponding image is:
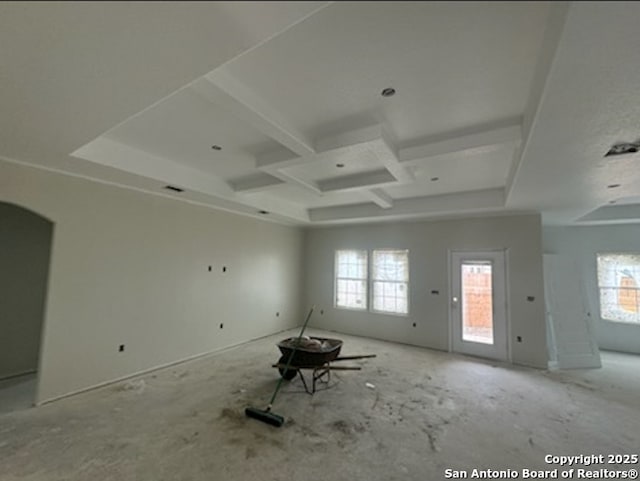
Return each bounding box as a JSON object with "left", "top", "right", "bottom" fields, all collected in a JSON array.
[
  {"left": 271, "top": 364, "right": 362, "bottom": 371},
  {"left": 333, "top": 354, "right": 377, "bottom": 361}
]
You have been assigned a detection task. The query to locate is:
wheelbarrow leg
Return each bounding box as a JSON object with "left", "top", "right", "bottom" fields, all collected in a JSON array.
[
  {"left": 312, "top": 363, "right": 331, "bottom": 393},
  {"left": 293, "top": 369, "right": 311, "bottom": 395}
]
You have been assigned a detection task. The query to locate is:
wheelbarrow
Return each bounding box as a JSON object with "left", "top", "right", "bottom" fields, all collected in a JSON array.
[{"left": 272, "top": 336, "right": 376, "bottom": 394}]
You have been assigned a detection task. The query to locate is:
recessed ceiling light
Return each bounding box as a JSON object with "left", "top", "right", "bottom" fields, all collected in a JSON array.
[
  {"left": 430, "top": 177, "right": 439, "bottom": 182},
  {"left": 336, "top": 163, "right": 345, "bottom": 168},
  {"left": 258, "top": 210, "right": 269, "bottom": 215},
  {"left": 164, "top": 185, "right": 184, "bottom": 193},
  {"left": 211, "top": 145, "right": 222, "bottom": 151},
  {"left": 381, "top": 87, "right": 396, "bottom": 98},
  {"left": 607, "top": 184, "right": 621, "bottom": 189}
]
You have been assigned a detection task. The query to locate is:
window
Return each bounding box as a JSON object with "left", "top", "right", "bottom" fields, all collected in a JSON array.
[
  {"left": 597, "top": 253, "right": 640, "bottom": 324},
  {"left": 372, "top": 249, "right": 409, "bottom": 315},
  {"left": 335, "top": 250, "right": 368, "bottom": 310}
]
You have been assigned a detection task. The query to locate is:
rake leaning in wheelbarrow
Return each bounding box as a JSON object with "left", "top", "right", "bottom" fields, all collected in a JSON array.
[{"left": 245, "top": 306, "right": 376, "bottom": 427}]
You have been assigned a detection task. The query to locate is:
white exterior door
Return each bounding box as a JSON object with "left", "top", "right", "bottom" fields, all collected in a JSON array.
[{"left": 450, "top": 250, "right": 508, "bottom": 362}]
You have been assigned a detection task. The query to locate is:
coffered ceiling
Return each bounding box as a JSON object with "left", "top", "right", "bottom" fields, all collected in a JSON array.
[{"left": 2, "top": 2, "right": 639, "bottom": 226}]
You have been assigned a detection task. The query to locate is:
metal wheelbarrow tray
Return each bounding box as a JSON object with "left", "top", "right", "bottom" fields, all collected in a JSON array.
[
  {"left": 273, "top": 336, "right": 375, "bottom": 394},
  {"left": 277, "top": 337, "right": 343, "bottom": 367}
]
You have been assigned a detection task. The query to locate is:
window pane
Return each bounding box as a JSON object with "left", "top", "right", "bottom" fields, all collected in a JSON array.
[
  {"left": 597, "top": 253, "right": 640, "bottom": 323},
  {"left": 373, "top": 281, "right": 408, "bottom": 314},
  {"left": 373, "top": 250, "right": 408, "bottom": 282},
  {"left": 461, "top": 262, "right": 494, "bottom": 344},
  {"left": 336, "top": 279, "right": 366, "bottom": 309},
  {"left": 371, "top": 250, "right": 408, "bottom": 314},
  {"left": 335, "top": 250, "right": 368, "bottom": 310},
  {"left": 336, "top": 250, "right": 367, "bottom": 280}
]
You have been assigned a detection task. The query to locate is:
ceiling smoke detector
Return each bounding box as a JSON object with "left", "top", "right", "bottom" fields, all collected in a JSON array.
[{"left": 605, "top": 142, "right": 639, "bottom": 157}]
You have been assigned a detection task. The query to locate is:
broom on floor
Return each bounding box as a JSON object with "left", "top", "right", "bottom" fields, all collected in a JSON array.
[{"left": 245, "top": 306, "right": 315, "bottom": 427}]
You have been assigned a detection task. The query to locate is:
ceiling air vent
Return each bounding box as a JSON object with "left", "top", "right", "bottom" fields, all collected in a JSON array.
[
  {"left": 164, "top": 185, "right": 184, "bottom": 193},
  {"left": 605, "top": 142, "right": 639, "bottom": 157}
]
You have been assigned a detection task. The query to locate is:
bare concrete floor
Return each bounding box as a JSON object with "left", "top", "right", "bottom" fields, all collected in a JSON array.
[
  {"left": 1, "top": 330, "right": 638, "bottom": 481},
  {"left": 0, "top": 374, "right": 36, "bottom": 416}
]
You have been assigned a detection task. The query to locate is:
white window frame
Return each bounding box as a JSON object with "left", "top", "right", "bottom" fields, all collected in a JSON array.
[
  {"left": 370, "top": 249, "right": 410, "bottom": 316},
  {"left": 596, "top": 252, "right": 640, "bottom": 324},
  {"left": 334, "top": 249, "right": 368, "bottom": 311}
]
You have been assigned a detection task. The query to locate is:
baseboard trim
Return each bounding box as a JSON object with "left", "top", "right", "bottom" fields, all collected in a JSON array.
[
  {"left": 0, "top": 370, "right": 37, "bottom": 383},
  {"left": 36, "top": 327, "right": 296, "bottom": 406}
]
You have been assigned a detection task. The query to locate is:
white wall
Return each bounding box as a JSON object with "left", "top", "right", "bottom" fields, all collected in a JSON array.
[
  {"left": 304, "top": 214, "right": 548, "bottom": 368},
  {"left": 0, "top": 203, "right": 52, "bottom": 379},
  {"left": 544, "top": 225, "right": 640, "bottom": 355},
  {"left": 0, "top": 159, "right": 304, "bottom": 403}
]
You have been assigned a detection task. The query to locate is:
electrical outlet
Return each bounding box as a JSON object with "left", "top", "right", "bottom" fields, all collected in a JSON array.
[
  {"left": 222, "top": 266, "right": 227, "bottom": 273},
  {"left": 119, "top": 344, "right": 125, "bottom": 352},
  {"left": 219, "top": 323, "right": 224, "bottom": 329},
  {"left": 276, "top": 312, "right": 280, "bottom": 317},
  {"left": 517, "top": 336, "right": 522, "bottom": 343}
]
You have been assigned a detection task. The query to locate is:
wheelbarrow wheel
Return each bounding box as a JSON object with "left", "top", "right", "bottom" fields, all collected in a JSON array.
[{"left": 278, "top": 356, "right": 297, "bottom": 380}]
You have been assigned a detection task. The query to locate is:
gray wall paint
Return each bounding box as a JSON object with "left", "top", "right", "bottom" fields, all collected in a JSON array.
[
  {"left": 544, "top": 225, "right": 640, "bottom": 355},
  {"left": 0, "top": 203, "right": 52, "bottom": 379},
  {"left": 0, "top": 159, "right": 304, "bottom": 403},
  {"left": 304, "top": 214, "right": 548, "bottom": 368}
]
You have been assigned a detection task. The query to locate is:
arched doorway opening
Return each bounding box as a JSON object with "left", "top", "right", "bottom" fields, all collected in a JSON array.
[{"left": 0, "top": 202, "right": 53, "bottom": 413}]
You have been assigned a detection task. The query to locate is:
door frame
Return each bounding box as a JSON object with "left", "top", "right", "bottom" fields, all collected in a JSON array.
[{"left": 448, "top": 249, "right": 511, "bottom": 362}]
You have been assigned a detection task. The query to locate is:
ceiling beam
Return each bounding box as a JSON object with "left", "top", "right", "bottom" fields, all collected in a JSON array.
[
  {"left": 230, "top": 173, "right": 285, "bottom": 193},
  {"left": 309, "top": 188, "right": 505, "bottom": 223},
  {"left": 72, "top": 137, "right": 234, "bottom": 196},
  {"left": 379, "top": 129, "right": 414, "bottom": 183},
  {"left": 193, "top": 71, "right": 316, "bottom": 157},
  {"left": 318, "top": 169, "right": 396, "bottom": 193},
  {"left": 315, "top": 124, "right": 413, "bottom": 184},
  {"left": 72, "top": 137, "right": 309, "bottom": 222},
  {"left": 361, "top": 188, "right": 394, "bottom": 209},
  {"left": 315, "top": 124, "right": 383, "bottom": 152},
  {"left": 398, "top": 121, "right": 522, "bottom": 164},
  {"left": 255, "top": 147, "right": 301, "bottom": 169},
  {"left": 259, "top": 124, "right": 413, "bottom": 196}
]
